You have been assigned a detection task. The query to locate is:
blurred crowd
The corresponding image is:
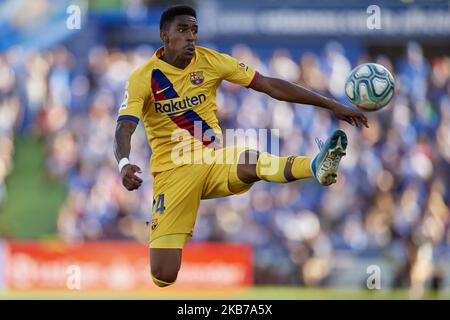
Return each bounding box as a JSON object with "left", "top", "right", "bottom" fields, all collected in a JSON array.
[
  {"left": 0, "top": 40, "right": 449, "bottom": 296},
  {"left": 0, "top": 50, "right": 21, "bottom": 210}
]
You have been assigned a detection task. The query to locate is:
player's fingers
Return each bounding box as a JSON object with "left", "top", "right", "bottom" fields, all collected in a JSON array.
[
  {"left": 124, "top": 181, "right": 133, "bottom": 190},
  {"left": 131, "top": 165, "right": 142, "bottom": 174},
  {"left": 354, "top": 115, "right": 365, "bottom": 128},
  {"left": 126, "top": 180, "right": 141, "bottom": 191},
  {"left": 354, "top": 114, "right": 367, "bottom": 128},
  {"left": 359, "top": 118, "right": 368, "bottom": 128},
  {"left": 130, "top": 176, "right": 142, "bottom": 185},
  {"left": 132, "top": 176, "right": 143, "bottom": 184},
  {"left": 124, "top": 181, "right": 134, "bottom": 191},
  {"left": 345, "top": 116, "right": 354, "bottom": 126},
  {"left": 362, "top": 115, "right": 369, "bottom": 128},
  {"left": 131, "top": 181, "right": 142, "bottom": 190},
  {"left": 125, "top": 169, "right": 143, "bottom": 183},
  {"left": 356, "top": 116, "right": 364, "bottom": 128},
  {"left": 358, "top": 116, "right": 368, "bottom": 128},
  {"left": 124, "top": 175, "right": 141, "bottom": 188},
  {"left": 358, "top": 113, "right": 369, "bottom": 128}
]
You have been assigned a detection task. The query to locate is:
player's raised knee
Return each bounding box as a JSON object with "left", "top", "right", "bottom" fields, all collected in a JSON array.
[{"left": 151, "top": 270, "right": 178, "bottom": 287}]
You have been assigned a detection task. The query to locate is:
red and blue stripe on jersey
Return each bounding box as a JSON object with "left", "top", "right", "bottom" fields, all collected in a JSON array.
[
  {"left": 169, "top": 110, "right": 217, "bottom": 148},
  {"left": 151, "top": 69, "right": 179, "bottom": 101},
  {"left": 150, "top": 69, "right": 217, "bottom": 148}
]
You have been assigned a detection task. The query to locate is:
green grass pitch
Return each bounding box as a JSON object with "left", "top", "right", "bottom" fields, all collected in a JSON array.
[{"left": 1, "top": 286, "right": 449, "bottom": 300}]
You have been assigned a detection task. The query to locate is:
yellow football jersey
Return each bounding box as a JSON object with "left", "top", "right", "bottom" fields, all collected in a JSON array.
[{"left": 118, "top": 46, "right": 259, "bottom": 173}]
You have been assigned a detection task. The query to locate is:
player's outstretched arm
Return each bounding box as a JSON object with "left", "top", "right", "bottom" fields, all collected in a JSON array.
[
  {"left": 249, "top": 74, "right": 369, "bottom": 128},
  {"left": 114, "top": 119, "right": 143, "bottom": 191}
]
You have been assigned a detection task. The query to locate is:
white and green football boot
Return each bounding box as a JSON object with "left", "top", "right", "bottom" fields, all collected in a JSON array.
[{"left": 311, "top": 129, "right": 348, "bottom": 186}]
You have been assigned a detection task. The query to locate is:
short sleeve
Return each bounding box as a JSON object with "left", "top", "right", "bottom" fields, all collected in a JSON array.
[
  {"left": 117, "top": 73, "right": 150, "bottom": 123},
  {"left": 216, "top": 53, "right": 259, "bottom": 88}
]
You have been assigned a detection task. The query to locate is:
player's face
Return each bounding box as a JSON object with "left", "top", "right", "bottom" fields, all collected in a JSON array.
[{"left": 165, "top": 15, "right": 198, "bottom": 60}]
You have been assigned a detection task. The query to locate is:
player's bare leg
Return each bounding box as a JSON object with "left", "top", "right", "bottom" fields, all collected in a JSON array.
[
  {"left": 236, "top": 150, "right": 261, "bottom": 183},
  {"left": 150, "top": 248, "right": 182, "bottom": 287}
]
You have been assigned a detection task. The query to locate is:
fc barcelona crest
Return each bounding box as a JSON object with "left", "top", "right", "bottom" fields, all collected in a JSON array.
[
  {"left": 150, "top": 218, "right": 158, "bottom": 231},
  {"left": 190, "top": 71, "right": 204, "bottom": 85}
]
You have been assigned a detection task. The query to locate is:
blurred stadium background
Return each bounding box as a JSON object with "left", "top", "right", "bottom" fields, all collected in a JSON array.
[{"left": 1, "top": 0, "right": 450, "bottom": 299}]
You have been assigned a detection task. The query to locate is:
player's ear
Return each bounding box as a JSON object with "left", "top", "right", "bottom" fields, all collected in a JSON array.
[{"left": 160, "top": 30, "right": 169, "bottom": 44}]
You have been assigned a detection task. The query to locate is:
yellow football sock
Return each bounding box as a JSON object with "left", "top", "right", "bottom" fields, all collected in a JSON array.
[
  {"left": 151, "top": 274, "right": 176, "bottom": 287},
  {"left": 256, "top": 152, "right": 313, "bottom": 183}
]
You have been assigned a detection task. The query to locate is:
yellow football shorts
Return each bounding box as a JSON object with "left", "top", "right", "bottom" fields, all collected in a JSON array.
[{"left": 149, "top": 146, "right": 254, "bottom": 249}]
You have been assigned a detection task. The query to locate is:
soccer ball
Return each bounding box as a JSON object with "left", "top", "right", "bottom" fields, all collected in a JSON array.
[{"left": 345, "top": 63, "right": 395, "bottom": 112}]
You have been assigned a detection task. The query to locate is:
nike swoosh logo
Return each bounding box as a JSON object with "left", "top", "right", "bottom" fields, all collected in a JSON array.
[{"left": 156, "top": 86, "right": 172, "bottom": 94}]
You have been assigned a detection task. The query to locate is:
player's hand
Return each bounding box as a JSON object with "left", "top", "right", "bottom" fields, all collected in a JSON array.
[
  {"left": 121, "top": 164, "right": 143, "bottom": 191},
  {"left": 329, "top": 100, "right": 369, "bottom": 128}
]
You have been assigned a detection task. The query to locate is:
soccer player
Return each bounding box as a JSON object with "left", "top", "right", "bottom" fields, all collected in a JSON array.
[{"left": 113, "top": 5, "right": 369, "bottom": 287}]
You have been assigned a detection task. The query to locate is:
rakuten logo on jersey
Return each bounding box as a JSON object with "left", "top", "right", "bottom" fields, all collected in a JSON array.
[{"left": 155, "top": 94, "right": 206, "bottom": 114}]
